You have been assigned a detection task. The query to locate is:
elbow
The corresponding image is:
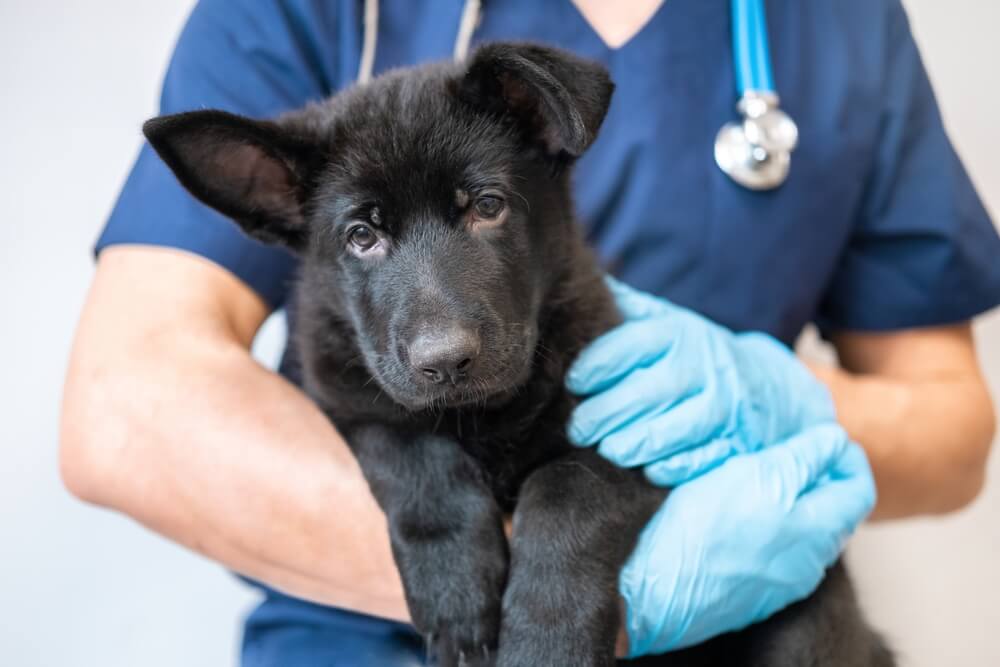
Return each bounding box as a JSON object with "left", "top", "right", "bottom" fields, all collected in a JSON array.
[
  {"left": 937, "top": 461, "right": 988, "bottom": 515},
  {"left": 59, "top": 425, "right": 110, "bottom": 506},
  {"left": 934, "top": 399, "right": 995, "bottom": 514},
  {"left": 59, "top": 401, "right": 107, "bottom": 506},
  {"left": 940, "top": 460, "right": 987, "bottom": 514},
  {"left": 59, "top": 430, "right": 101, "bottom": 505},
  {"left": 59, "top": 369, "right": 127, "bottom": 507}
]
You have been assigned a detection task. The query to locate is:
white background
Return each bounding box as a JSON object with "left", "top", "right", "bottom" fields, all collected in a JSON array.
[{"left": 1, "top": 1, "right": 998, "bottom": 665}]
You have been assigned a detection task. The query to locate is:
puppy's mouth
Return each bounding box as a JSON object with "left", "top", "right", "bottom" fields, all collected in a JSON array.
[
  {"left": 403, "top": 381, "right": 522, "bottom": 411},
  {"left": 385, "top": 356, "right": 534, "bottom": 411}
]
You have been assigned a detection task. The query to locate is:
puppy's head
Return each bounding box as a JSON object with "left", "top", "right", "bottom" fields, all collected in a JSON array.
[{"left": 144, "top": 43, "right": 613, "bottom": 410}]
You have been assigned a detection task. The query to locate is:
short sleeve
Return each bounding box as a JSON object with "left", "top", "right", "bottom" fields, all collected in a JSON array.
[
  {"left": 816, "top": 1, "right": 1000, "bottom": 333},
  {"left": 97, "top": 0, "right": 340, "bottom": 308}
]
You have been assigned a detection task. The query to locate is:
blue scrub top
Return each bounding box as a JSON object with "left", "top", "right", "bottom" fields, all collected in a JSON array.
[{"left": 97, "top": 1, "right": 1000, "bottom": 664}]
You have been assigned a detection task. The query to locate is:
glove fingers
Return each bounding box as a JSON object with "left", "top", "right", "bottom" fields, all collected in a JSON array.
[
  {"left": 566, "top": 318, "right": 677, "bottom": 395},
  {"left": 604, "top": 275, "right": 675, "bottom": 321},
  {"left": 643, "top": 437, "right": 738, "bottom": 487},
  {"left": 569, "top": 363, "right": 699, "bottom": 446},
  {"left": 791, "top": 443, "right": 877, "bottom": 539},
  {"left": 754, "top": 424, "right": 850, "bottom": 507},
  {"left": 594, "top": 395, "right": 725, "bottom": 467}
]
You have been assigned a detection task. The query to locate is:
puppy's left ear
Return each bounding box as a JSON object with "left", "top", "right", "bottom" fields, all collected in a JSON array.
[{"left": 458, "top": 42, "right": 614, "bottom": 158}]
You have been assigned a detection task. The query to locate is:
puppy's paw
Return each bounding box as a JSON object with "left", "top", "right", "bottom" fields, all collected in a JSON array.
[
  {"left": 411, "top": 575, "right": 503, "bottom": 667},
  {"left": 431, "top": 617, "right": 500, "bottom": 667},
  {"left": 402, "top": 540, "right": 506, "bottom": 667}
]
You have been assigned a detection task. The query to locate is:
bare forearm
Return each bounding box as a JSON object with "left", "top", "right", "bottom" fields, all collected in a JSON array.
[
  {"left": 60, "top": 247, "right": 408, "bottom": 622},
  {"left": 809, "top": 360, "right": 995, "bottom": 519},
  {"left": 63, "top": 337, "right": 407, "bottom": 619}
]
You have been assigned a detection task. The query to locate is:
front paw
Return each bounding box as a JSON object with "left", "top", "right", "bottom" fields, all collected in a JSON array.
[
  {"left": 398, "top": 534, "right": 507, "bottom": 667},
  {"left": 426, "top": 596, "right": 502, "bottom": 667}
]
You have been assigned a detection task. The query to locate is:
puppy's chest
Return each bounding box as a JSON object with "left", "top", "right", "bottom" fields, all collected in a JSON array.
[{"left": 444, "top": 396, "right": 577, "bottom": 510}]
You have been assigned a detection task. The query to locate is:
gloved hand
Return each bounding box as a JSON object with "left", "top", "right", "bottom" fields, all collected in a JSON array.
[
  {"left": 620, "top": 424, "right": 876, "bottom": 655},
  {"left": 567, "top": 277, "right": 835, "bottom": 485}
]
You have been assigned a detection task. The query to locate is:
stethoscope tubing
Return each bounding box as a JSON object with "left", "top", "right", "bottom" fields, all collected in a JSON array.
[
  {"left": 359, "top": 0, "right": 794, "bottom": 191},
  {"left": 733, "top": 0, "right": 776, "bottom": 95},
  {"left": 719, "top": 0, "right": 796, "bottom": 190}
]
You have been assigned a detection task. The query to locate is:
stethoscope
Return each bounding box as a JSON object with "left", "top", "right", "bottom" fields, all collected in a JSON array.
[
  {"left": 358, "top": 0, "right": 797, "bottom": 191},
  {"left": 714, "top": 0, "right": 798, "bottom": 190}
]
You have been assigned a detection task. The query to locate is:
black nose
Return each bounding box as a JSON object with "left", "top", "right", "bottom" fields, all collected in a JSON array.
[{"left": 408, "top": 327, "right": 480, "bottom": 385}]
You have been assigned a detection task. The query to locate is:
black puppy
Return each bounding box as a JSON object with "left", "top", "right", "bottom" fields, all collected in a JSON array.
[{"left": 144, "top": 42, "right": 893, "bottom": 667}]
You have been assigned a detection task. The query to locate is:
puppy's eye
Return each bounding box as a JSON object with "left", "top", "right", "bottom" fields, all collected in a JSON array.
[
  {"left": 473, "top": 196, "right": 505, "bottom": 220},
  {"left": 348, "top": 225, "right": 378, "bottom": 251}
]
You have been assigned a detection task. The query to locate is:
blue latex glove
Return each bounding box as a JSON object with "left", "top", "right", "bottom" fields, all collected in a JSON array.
[
  {"left": 621, "top": 424, "right": 876, "bottom": 655},
  {"left": 567, "top": 277, "right": 836, "bottom": 485}
]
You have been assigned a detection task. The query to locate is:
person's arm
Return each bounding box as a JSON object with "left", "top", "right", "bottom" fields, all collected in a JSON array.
[
  {"left": 804, "top": 2, "right": 999, "bottom": 519},
  {"left": 808, "top": 324, "right": 995, "bottom": 519},
  {"left": 60, "top": 245, "right": 408, "bottom": 621}
]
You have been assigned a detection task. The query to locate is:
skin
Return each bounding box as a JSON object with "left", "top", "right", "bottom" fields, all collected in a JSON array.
[
  {"left": 569, "top": 0, "right": 666, "bottom": 48},
  {"left": 809, "top": 328, "right": 995, "bottom": 520},
  {"left": 564, "top": 0, "right": 997, "bottom": 521},
  {"left": 59, "top": 3, "right": 995, "bottom": 654},
  {"left": 61, "top": 245, "right": 996, "bottom": 639},
  {"left": 61, "top": 247, "right": 405, "bottom": 620}
]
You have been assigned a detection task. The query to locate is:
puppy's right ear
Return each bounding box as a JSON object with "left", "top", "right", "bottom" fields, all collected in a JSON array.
[{"left": 143, "top": 110, "right": 319, "bottom": 250}]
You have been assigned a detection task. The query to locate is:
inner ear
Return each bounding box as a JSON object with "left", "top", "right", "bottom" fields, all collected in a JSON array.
[
  {"left": 495, "top": 69, "right": 582, "bottom": 155},
  {"left": 143, "top": 110, "right": 318, "bottom": 250},
  {"left": 458, "top": 42, "right": 614, "bottom": 158},
  {"left": 205, "top": 141, "right": 300, "bottom": 223}
]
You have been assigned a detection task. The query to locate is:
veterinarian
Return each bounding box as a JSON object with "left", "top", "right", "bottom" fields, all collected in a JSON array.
[{"left": 62, "top": 0, "right": 1000, "bottom": 664}]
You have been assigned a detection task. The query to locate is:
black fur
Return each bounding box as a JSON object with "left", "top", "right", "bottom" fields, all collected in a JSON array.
[{"left": 144, "top": 42, "right": 893, "bottom": 667}]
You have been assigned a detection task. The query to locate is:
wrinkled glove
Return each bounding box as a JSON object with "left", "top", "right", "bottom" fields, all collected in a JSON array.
[
  {"left": 621, "top": 424, "right": 876, "bottom": 655},
  {"left": 567, "top": 277, "right": 835, "bottom": 485}
]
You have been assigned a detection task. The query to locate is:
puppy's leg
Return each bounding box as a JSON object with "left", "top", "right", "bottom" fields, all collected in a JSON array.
[
  {"left": 349, "top": 424, "right": 508, "bottom": 667},
  {"left": 496, "top": 448, "right": 666, "bottom": 667}
]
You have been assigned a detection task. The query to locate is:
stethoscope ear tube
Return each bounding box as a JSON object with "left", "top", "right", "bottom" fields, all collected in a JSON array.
[
  {"left": 717, "top": 0, "right": 798, "bottom": 190},
  {"left": 358, "top": 0, "right": 480, "bottom": 84},
  {"left": 359, "top": 0, "right": 794, "bottom": 191}
]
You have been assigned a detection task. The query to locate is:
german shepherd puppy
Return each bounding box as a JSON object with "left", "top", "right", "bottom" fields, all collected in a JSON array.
[{"left": 143, "top": 42, "right": 893, "bottom": 667}]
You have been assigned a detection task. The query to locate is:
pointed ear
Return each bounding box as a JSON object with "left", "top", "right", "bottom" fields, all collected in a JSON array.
[
  {"left": 458, "top": 42, "right": 614, "bottom": 158},
  {"left": 142, "top": 110, "right": 320, "bottom": 250}
]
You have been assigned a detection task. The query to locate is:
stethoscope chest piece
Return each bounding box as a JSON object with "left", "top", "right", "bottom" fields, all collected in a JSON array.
[
  {"left": 715, "top": 92, "right": 798, "bottom": 191},
  {"left": 717, "top": 0, "right": 798, "bottom": 191}
]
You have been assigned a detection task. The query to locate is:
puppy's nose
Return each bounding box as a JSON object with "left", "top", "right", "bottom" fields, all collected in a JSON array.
[{"left": 408, "top": 327, "right": 480, "bottom": 385}]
